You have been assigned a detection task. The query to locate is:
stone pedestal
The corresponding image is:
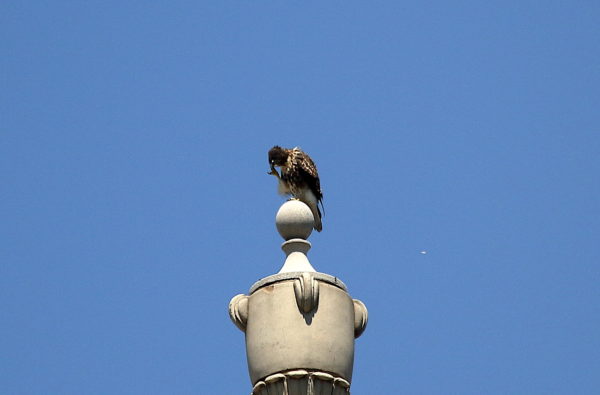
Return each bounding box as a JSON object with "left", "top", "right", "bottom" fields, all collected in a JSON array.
[{"left": 229, "top": 201, "right": 368, "bottom": 394}]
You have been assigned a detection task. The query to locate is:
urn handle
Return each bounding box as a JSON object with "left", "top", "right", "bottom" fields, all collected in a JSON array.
[
  {"left": 228, "top": 294, "right": 249, "bottom": 332},
  {"left": 293, "top": 272, "right": 320, "bottom": 314}
]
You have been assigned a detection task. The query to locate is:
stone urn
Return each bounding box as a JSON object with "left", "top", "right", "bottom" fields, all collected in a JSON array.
[{"left": 229, "top": 200, "right": 368, "bottom": 394}]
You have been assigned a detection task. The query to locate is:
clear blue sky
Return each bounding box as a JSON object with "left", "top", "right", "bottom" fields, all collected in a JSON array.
[{"left": 2, "top": 2, "right": 599, "bottom": 394}]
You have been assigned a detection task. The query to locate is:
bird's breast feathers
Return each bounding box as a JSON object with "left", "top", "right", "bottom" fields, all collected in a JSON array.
[{"left": 277, "top": 178, "right": 291, "bottom": 195}]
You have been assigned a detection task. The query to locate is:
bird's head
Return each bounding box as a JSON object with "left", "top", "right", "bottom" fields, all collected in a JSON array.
[{"left": 268, "top": 146, "right": 289, "bottom": 166}]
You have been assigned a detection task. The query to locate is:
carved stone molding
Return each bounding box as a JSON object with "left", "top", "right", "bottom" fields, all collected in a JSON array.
[
  {"left": 249, "top": 272, "right": 347, "bottom": 294},
  {"left": 251, "top": 370, "right": 350, "bottom": 395},
  {"left": 293, "top": 272, "right": 319, "bottom": 314}
]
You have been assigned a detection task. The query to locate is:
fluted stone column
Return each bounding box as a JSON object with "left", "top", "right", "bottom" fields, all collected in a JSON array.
[{"left": 229, "top": 200, "right": 368, "bottom": 394}]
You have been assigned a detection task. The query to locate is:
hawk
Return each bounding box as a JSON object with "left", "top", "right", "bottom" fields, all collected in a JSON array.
[{"left": 268, "top": 146, "right": 324, "bottom": 232}]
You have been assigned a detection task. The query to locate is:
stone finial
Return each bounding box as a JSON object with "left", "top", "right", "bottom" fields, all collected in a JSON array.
[
  {"left": 228, "top": 199, "right": 369, "bottom": 394},
  {"left": 275, "top": 200, "right": 316, "bottom": 273}
]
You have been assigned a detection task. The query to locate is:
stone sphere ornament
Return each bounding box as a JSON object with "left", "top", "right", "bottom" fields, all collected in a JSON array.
[{"left": 275, "top": 199, "right": 314, "bottom": 241}]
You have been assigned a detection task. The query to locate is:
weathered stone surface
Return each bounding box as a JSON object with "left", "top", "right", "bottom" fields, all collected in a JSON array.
[{"left": 245, "top": 277, "right": 355, "bottom": 384}]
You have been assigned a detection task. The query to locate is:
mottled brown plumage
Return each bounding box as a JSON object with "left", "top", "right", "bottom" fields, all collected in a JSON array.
[{"left": 268, "top": 146, "right": 324, "bottom": 232}]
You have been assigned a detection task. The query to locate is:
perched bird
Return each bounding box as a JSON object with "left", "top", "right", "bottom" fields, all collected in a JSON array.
[{"left": 268, "top": 146, "right": 324, "bottom": 232}]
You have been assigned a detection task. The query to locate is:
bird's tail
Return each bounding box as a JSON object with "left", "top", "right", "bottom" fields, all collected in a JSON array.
[{"left": 312, "top": 204, "right": 322, "bottom": 232}]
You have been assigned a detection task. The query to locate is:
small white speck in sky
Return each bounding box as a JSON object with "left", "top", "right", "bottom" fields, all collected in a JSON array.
[{"left": 420, "top": 250, "right": 427, "bottom": 255}]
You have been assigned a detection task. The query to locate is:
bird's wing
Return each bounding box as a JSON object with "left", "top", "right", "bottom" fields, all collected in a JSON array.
[{"left": 297, "top": 151, "right": 324, "bottom": 213}]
